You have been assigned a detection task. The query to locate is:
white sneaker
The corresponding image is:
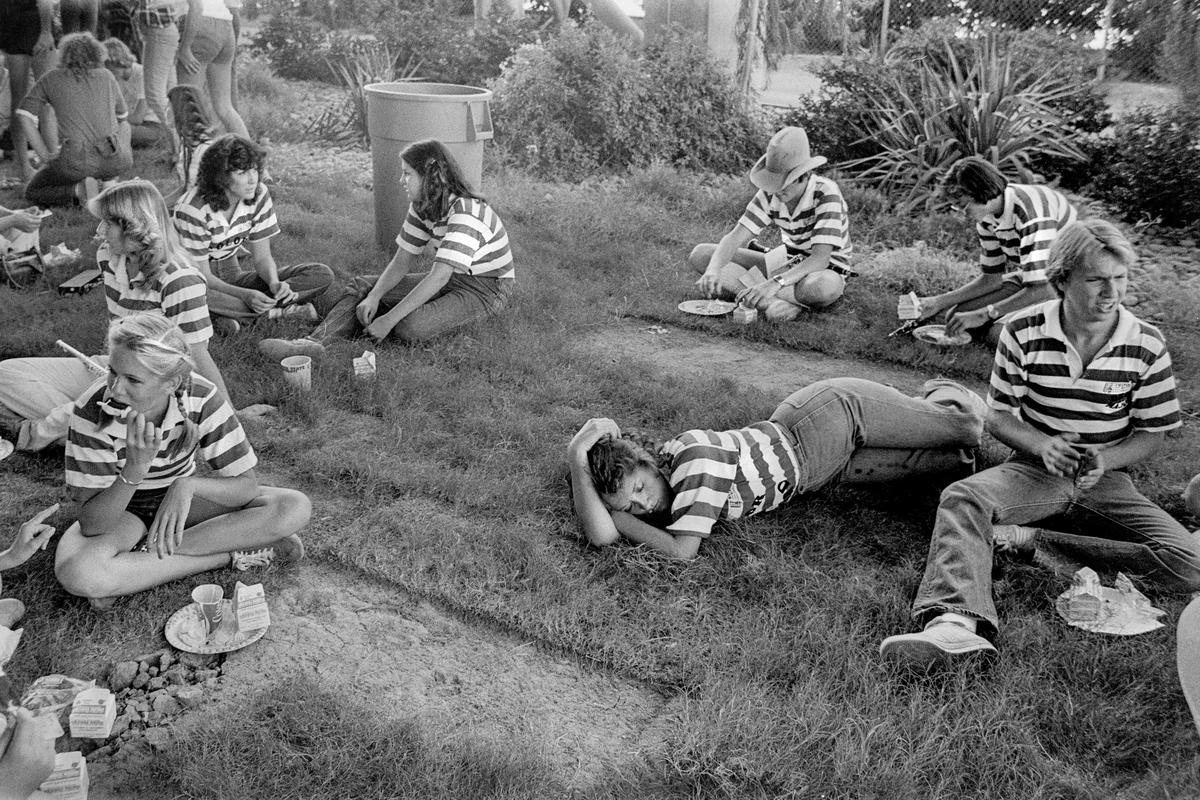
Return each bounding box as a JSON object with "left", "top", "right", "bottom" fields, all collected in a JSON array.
[
  {"left": 230, "top": 534, "right": 305, "bottom": 571},
  {"left": 993, "top": 524, "right": 1038, "bottom": 554},
  {"left": 879, "top": 621, "right": 997, "bottom": 669},
  {"left": 269, "top": 303, "right": 318, "bottom": 322}
]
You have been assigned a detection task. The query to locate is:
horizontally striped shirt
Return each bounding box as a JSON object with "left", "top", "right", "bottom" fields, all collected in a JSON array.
[
  {"left": 661, "top": 421, "right": 802, "bottom": 538},
  {"left": 978, "top": 184, "right": 1077, "bottom": 286},
  {"left": 988, "top": 300, "right": 1180, "bottom": 446},
  {"left": 172, "top": 183, "right": 280, "bottom": 264},
  {"left": 66, "top": 374, "right": 256, "bottom": 492},
  {"left": 395, "top": 197, "right": 514, "bottom": 280},
  {"left": 98, "top": 244, "right": 213, "bottom": 346},
  {"left": 738, "top": 175, "right": 854, "bottom": 275}
]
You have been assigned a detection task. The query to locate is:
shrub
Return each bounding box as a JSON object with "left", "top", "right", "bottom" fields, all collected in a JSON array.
[
  {"left": 376, "top": 0, "right": 542, "bottom": 87},
  {"left": 491, "top": 26, "right": 768, "bottom": 179},
  {"left": 1086, "top": 105, "right": 1200, "bottom": 229},
  {"left": 249, "top": 11, "right": 359, "bottom": 82}
]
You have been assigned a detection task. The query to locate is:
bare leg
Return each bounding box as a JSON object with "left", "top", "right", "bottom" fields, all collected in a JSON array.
[{"left": 55, "top": 487, "right": 310, "bottom": 599}]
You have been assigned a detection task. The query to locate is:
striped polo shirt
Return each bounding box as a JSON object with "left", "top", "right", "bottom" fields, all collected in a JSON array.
[
  {"left": 737, "top": 175, "right": 854, "bottom": 275},
  {"left": 661, "top": 421, "right": 802, "bottom": 538},
  {"left": 66, "top": 374, "right": 256, "bottom": 492},
  {"left": 988, "top": 300, "right": 1180, "bottom": 446},
  {"left": 172, "top": 183, "right": 280, "bottom": 264},
  {"left": 98, "top": 244, "right": 213, "bottom": 347},
  {"left": 978, "top": 184, "right": 1078, "bottom": 286},
  {"left": 396, "top": 196, "right": 513, "bottom": 280}
]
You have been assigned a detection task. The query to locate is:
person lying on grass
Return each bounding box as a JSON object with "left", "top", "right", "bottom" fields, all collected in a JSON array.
[
  {"left": 569, "top": 377, "right": 984, "bottom": 559},
  {"left": 54, "top": 313, "right": 310, "bottom": 610},
  {"left": 0, "top": 179, "right": 230, "bottom": 455},
  {"left": 880, "top": 219, "right": 1200, "bottom": 670},
  {"left": 912, "top": 157, "right": 1078, "bottom": 345},
  {"left": 171, "top": 134, "right": 334, "bottom": 336},
  {"left": 689, "top": 126, "right": 853, "bottom": 322},
  {"left": 257, "top": 138, "right": 514, "bottom": 360}
]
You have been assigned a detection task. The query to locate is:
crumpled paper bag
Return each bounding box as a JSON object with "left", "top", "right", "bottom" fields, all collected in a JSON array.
[
  {"left": 41, "top": 244, "right": 81, "bottom": 270},
  {"left": 1055, "top": 567, "right": 1165, "bottom": 635}
]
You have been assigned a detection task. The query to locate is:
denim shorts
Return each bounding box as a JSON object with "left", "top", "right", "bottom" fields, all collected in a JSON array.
[{"left": 125, "top": 485, "right": 170, "bottom": 529}]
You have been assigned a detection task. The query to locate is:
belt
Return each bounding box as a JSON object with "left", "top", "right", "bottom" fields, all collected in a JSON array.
[{"left": 137, "top": 6, "right": 177, "bottom": 26}]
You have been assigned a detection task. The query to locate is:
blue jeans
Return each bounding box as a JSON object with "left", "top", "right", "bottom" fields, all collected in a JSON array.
[
  {"left": 768, "top": 377, "right": 986, "bottom": 493},
  {"left": 207, "top": 260, "right": 335, "bottom": 321},
  {"left": 914, "top": 457, "right": 1200, "bottom": 630}
]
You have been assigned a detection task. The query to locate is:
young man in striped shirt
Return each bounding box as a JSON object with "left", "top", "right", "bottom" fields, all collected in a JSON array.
[
  {"left": 913, "top": 157, "right": 1078, "bottom": 344},
  {"left": 171, "top": 135, "right": 333, "bottom": 334},
  {"left": 882, "top": 219, "right": 1200, "bottom": 669},
  {"left": 690, "top": 126, "right": 853, "bottom": 322}
]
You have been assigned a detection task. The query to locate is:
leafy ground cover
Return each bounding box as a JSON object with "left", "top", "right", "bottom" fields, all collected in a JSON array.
[{"left": 1, "top": 139, "right": 1199, "bottom": 798}]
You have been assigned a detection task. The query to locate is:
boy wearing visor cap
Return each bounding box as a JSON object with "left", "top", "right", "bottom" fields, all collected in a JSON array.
[{"left": 690, "top": 126, "right": 853, "bottom": 321}]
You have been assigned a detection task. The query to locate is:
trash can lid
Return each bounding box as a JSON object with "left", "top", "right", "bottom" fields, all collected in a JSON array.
[{"left": 364, "top": 82, "right": 493, "bottom": 101}]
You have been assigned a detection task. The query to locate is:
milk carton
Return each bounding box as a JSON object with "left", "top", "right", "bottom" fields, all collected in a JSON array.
[
  {"left": 68, "top": 688, "right": 116, "bottom": 739},
  {"left": 231, "top": 581, "right": 271, "bottom": 633},
  {"left": 38, "top": 751, "right": 88, "bottom": 800},
  {"left": 352, "top": 350, "right": 377, "bottom": 381},
  {"left": 730, "top": 306, "right": 758, "bottom": 325}
]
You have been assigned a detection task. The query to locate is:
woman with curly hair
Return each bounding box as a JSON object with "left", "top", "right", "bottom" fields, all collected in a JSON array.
[
  {"left": 54, "top": 313, "right": 309, "bottom": 609},
  {"left": 568, "top": 378, "right": 986, "bottom": 559},
  {"left": 0, "top": 179, "right": 228, "bottom": 455},
  {"left": 171, "top": 134, "right": 333, "bottom": 333},
  {"left": 258, "top": 139, "right": 513, "bottom": 359},
  {"left": 16, "top": 32, "right": 133, "bottom": 206}
]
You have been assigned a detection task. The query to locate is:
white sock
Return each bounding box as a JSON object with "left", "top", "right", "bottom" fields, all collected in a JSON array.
[{"left": 926, "top": 612, "right": 977, "bottom": 633}]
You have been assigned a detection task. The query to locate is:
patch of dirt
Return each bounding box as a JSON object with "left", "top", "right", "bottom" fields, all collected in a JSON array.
[{"left": 88, "top": 562, "right": 673, "bottom": 796}]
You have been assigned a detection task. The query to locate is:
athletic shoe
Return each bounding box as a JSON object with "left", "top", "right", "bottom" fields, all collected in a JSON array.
[
  {"left": 88, "top": 596, "right": 117, "bottom": 612},
  {"left": 993, "top": 524, "right": 1038, "bottom": 555},
  {"left": 879, "top": 621, "right": 997, "bottom": 669},
  {"left": 230, "top": 534, "right": 305, "bottom": 571},
  {"left": 212, "top": 317, "right": 241, "bottom": 336},
  {"left": 258, "top": 337, "right": 326, "bottom": 361},
  {"left": 280, "top": 302, "right": 318, "bottom": 322}
]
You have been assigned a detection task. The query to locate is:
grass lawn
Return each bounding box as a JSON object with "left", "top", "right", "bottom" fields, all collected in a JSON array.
[{"left": 1, "top": 133, "right": 1199, "bottom": 799}]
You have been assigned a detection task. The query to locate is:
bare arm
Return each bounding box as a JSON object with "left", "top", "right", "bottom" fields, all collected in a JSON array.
[
  {"left": 16, "top": 115, "right": 51, "bottom": 163},
  {"left": 365, "top": 262, "right": 453, "bottom": 338},
  {"left": 176, "top": 0, "right": 202, "bottom": 73},
  {"left": 698, "top": 224, "right": 755, "bottom": 297},
  {"left": 245, "top": 238, "right": 295, "bottom": 304},
  {"left": 189, "top": 342, "right": 230, "bottom": 402},
  {"left": 190, "top": 254, "right": 275, "bottom": 312},
  {"left": 33, "top": 0, "right": 54, "bottom": 54},
  {"left": 986, "top": 408, "right": 1082, "bottom": 477},
  {"left": 567, "top": 418, "right": 623, "bottom": 546},
  {"left": 919, "top": 272, "right": 1004, "bottom": 319},
  {"left": 1184, "top": 473, "right": 1200, "bottom": 517},
  {"left": 611, "top": 513, "right": 701, "bottom": 559}
]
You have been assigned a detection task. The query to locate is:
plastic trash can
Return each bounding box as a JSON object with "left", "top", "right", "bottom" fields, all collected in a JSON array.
[{"left": 365, "top": 82, "right": 494, "bottom": 251}]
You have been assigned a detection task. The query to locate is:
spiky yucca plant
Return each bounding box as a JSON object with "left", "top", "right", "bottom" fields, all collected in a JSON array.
[{"left": 843, "top": 34, "right": 1087, "bottom": 213}]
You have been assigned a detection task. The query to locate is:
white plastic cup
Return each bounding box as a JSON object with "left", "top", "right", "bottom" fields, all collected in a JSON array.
[
  {"left": 280, "top": 355, "right": 312, "bottom": 391},
  {"left": 191, "top": 584, "right": 224, "bottom": 637}
]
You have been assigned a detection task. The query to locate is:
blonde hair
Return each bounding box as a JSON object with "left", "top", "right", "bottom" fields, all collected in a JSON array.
[
  {"left": 59, "top": 32, "right": 107, "bottom": 78},
  {"left": 107, "top": 314, "right": 199, "bottom": 458},
  {"left": 89, "top": 179, "right": 193, "bottom": 285},
  {"left": 1047, "top": 219, "right": 1137, "bottom": 295}
]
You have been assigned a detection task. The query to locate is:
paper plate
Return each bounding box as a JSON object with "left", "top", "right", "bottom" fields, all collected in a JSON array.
[
  {"left": 912, "top": 324, "right": 972, "bottom": 347},
  {"left": 164, "top": 600, "right": 268, "bottom": 655},
  {"left": 678, "top": 299, "right": 736, "bottom": 316}
]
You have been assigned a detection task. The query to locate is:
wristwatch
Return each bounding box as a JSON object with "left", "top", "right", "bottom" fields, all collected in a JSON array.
[
  {"left": 986, "top": 303, "right": 1000, "bottom": 320},
  {"left": 772, "top": 273, "right": 799, "bottom": 288}
]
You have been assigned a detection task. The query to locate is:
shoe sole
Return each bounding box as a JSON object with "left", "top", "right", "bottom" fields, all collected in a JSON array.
[{"left": 879, "top": 638, "right": 996, "bottom": 670}]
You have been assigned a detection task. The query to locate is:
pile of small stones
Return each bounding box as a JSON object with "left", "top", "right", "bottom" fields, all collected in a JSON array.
[{"left": 69, "top": 648, "right": 224, "bottom": 762}]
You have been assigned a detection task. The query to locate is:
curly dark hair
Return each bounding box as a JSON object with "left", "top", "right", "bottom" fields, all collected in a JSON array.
[
  {"left": 400, "top": 139, "right": 483, "bottom": 221},
  {"left": 196, "top": 134, "right": 267, "bottom": 211},
  {"left": 586, "top": 433, "right": 671, "bottom": 497}
]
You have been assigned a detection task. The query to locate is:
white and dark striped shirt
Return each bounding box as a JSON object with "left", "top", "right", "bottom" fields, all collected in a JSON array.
[
  {"left": 395, "top": 197, "right": 514, "bottom": 280},
  {"left": 737, "top": 175, "right": 854, "bottom": 275},
  {"left": 978, "top": 184, "right": 1078, "bottom": 286},
  {"left": 988, "top": 300, "right": 1180, "bottom": 446},
  {"left": 172, "top": 183, "right": 280, "bottom": 264},
  {"left": 661, "top": 421, "right": 802, "bottom": 538},
  {"left": 66, "top": 374, "right": 256, "bottom": 491},
  {"left": 99, "top": 244, "right": 213, "bottom": 346}
]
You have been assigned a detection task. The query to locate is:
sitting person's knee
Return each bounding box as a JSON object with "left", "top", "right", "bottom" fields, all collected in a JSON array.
[
  {"left": 266, "top": 488, "right": 312, "bottom": 532},
  {"left": 55, "top": 554, "right": 115, "bottom": 599},
  {"left": 688, "top": 244, "right": 716, "bottom": 273},
  {"left": 797, "top": 273, "right": 844, "bottom": 308}
]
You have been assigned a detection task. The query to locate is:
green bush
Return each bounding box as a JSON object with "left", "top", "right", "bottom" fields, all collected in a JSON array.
[
  {"left": 249, "top": 11, "right": 357, "bottom": 82},
  {"left": 1086, "top": 105, "right": 1200, "bottom": 230},
  {"left": 491, "top": 26, "right": 768, "bottom": 179}
]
